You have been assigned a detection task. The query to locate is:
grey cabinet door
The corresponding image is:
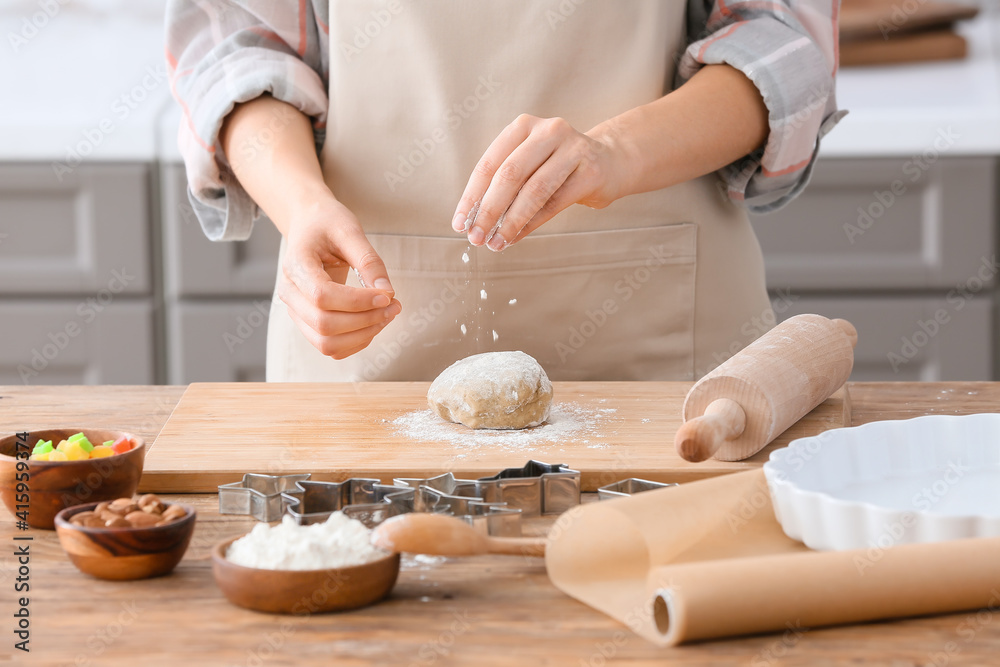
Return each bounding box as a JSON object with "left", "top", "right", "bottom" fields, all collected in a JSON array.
[
  {"left": 0, "top": 165, "right": 150, "bottom": 295},
  {"left": 162, "top": 165, "right": 281, "bottom": 297},
  {"left": 0, "top": 300, "right": 154, "bottom": 384},
  {"left": 167, "top": 300, "right": 271, "bottom": 383},
  {"left": 750, "top": 158, "right": 996, "bottom": 291},
  {"left": 774, "top": 296, "right": 992, "bottom": 381}
]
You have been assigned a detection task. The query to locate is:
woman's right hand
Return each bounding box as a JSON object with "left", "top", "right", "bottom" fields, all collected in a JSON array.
[
  {"left": 278, "top": 196, "right": 401, "bottom": 359},
  {"left": 218, "top": 95, "right": 400, "bottom": 359}
]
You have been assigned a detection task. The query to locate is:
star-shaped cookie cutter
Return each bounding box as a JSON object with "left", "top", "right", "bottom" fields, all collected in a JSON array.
[
  {"left": 475, "top": 460, "right": 580, "bottom": 516},
  {"left": 218, "top": 472, "right": 312, "bottom": 522},
  {"left": 280, "top": 478, "right": 413, "bottom": 528},
  {"left": 597, "top": 478, "right": 677, "bottom": 500},
  {"left": 218, "top": 461, "right": 581, "bottom": 535},
  {"left": 281, "top": 477, "right": 523, "bottom": 537}
]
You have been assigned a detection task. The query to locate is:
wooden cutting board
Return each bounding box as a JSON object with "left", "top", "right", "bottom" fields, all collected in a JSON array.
[
  {"left": 141, "top": 382, "right": 851, "bottom": 493},
  {"left": 840, "top": 29, "right": 968, "bottom": 67},
  {"left": 840, "top": 0, "right": 978, "bottom": 42}
]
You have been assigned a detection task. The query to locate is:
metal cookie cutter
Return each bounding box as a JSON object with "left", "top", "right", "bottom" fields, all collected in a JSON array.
[
  {"left": 392, "top": 472, "right": 481, "bottom": 499},
  {"left": 281, "top": 478, "right": 522, "bottom": 537},
  {"left": 597, "top": 478, "right": 677, "bottom": 501},
  {"left": 475, "top": 460, "right": 580, "bottom": 517},
  {"left": 405, "top": 483, "right": 522, "bottom": 538},
  {"left": 281, "top": 478, "right": 412, "bottom": 528},
  {"left": 218, "top": 473, "right": 312, "bottom": 522}
]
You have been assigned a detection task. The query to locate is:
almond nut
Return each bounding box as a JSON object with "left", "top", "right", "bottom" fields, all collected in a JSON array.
[
  {"left": 105, "top": 517, "right": 131, "bottom": 528},
  {"left": 108, "top": 498, "right": 137, "bottom": 515},
  {"left": 70, "top": 511, "right": 95, "bottom": 526},
  {"left": 137, "top": 494, "right": 164, "bottom": 514},
  {"left": 160, "top": 505, "right": 187, "bottom": 522},
  {"left": 124, "top": 511, "right": 159, "bottom": 528}
]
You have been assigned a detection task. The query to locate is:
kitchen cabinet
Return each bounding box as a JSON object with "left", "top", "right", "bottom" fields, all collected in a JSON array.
[
  {"left": 777, "top": 296, "right": 992, "bottom": 381},
  {"left": 161, "top": 165, "right": 281, "bottom": 297},
  {"left": 160, "top": 164, "right": 279, "bottom": 383},
  {"left": 166, "top": 301, "right": 270, "bottom": 383},
  {"left": 0, "top": 164, "right": 150, "bottom": 295},
  {"left": 750, "top": 157, "right": 995, "bottom": 291},
  {"left": 0, "top": 164, "right": 156, "bottom": 385},
  {"left": 751, "top": 156, "right": 997, "bottom": 381},
  {"left": 0, "top": 300, "right": 154, "bottom": 384}
]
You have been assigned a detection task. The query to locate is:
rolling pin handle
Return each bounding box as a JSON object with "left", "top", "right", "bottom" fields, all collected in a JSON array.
[
  {"left": 833, "top": 319, "right": 858, "bottom": 348},
  {"left": 675, "top": 398, "right": 747, "bottom": 463}
]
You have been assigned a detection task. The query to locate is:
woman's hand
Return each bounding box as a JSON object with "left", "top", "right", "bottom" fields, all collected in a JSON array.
[
  {"left": 451, "top": 114, "right": 634, "bottom": 251},
  {"left": 278, "top": 196, "right": 401, "bottom": 359},
  {"left": 220, "top": 95, "right": 401, "bottom": 360},
  {"left": 451, "top": 66, "right": 770, "bottom": 251}
]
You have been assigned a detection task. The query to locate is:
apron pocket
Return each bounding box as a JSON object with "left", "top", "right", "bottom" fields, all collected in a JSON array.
[{"left": 354, "top": 224, "right": 697, "bottom": 381}]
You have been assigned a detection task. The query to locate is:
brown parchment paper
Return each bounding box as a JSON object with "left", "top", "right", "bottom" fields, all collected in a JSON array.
[{"left": 545, "top": 469, "right": 1000, "bottom": 646}]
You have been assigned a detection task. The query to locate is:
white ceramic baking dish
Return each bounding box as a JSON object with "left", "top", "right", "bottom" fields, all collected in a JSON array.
[{"left": 764, "top": 413, "right": 1000, "bottom": 551}]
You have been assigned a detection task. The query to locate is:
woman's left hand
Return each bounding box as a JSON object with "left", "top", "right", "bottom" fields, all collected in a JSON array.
[{"left": 451, "top": 114, "right": 633, "bottom": 251}]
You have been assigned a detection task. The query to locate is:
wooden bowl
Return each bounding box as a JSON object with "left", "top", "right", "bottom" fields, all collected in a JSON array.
[
  {"left": 212, "top": 536, "right": 400, "bottom": 614},
  {"left": 54, "top": 501, "right": 196, "bottom": 580},
  {"left": 0, "top": 429, "right": 146, "bottom": 529}
]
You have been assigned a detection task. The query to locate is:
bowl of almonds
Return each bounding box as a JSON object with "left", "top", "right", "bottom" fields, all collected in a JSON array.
[{"left": 54, "top": 494, "right": 196, "bottom": 580}]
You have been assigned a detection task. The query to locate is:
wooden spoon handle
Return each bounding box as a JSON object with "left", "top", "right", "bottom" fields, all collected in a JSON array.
[
  {"left": 675, "top": 398, "right": 747, "bottom": 462},
  {"left": 485, "top": 537, "right": 546, "bottom": 557}
]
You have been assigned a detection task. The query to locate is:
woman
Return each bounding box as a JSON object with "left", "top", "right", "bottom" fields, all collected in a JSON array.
[{"left": 166, "top": 1, "right": 843, "bottom": 382}]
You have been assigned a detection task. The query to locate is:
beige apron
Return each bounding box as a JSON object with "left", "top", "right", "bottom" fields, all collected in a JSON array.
[{"left": 266, "top": 0, "right": 772, "bottom": 382}]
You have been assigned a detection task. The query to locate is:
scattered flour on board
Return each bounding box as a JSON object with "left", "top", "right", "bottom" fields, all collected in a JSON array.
[{"left": 389, "top": 402, "right": 619, "bottom": 452}]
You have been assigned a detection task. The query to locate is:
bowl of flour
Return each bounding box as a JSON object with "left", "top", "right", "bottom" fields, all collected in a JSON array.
[{"left": 212, "top": 512, "right": 399, "bottom": 614}]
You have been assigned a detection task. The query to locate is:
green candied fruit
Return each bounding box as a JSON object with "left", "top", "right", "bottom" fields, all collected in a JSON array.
[
  {"left": 32, "top": 440, "right": 53, "bottom": 454},
  {"left": 67, "top": 432, "right": 94, "bottom": 451},
  {"left": 103, "top": 440, "right": 114, "bottom": 447}
]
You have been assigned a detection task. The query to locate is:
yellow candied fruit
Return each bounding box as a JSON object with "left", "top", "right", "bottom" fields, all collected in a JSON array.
[
  {"left": 63, "top": 442, "right": 89, "bottom": 461},
  {"left": 89, "top": 446, "right": 114, "bottom": 458},
  {"left": 48, "top": 450, "right": 68, "bottom": 462},
  {"left": 30, "top": 451, "right": 50, "bottom": 461},
  {"left": 55, "top": 439, "right": 71, "bottom": 452}
]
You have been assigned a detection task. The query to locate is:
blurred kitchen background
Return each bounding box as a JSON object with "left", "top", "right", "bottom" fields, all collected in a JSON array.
[{"left": 0, "top": 0, "right": 998, "bottom": 385}]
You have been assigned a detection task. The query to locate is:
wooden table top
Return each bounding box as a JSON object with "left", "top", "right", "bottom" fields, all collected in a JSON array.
[{"left": 2, "top": 382, "right": 1000, "bottom": 666}]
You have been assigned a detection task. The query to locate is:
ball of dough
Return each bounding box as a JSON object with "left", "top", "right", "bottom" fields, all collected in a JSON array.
[{"left": 428, "top": 351, "right": 553, "bottom": 430}]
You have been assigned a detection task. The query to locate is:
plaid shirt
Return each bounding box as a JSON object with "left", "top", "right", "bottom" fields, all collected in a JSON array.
[{"left": 167, "top": 1, "right": 844, "bottom": 241}]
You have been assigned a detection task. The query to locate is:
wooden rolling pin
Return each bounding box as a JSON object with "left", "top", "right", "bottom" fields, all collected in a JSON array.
[{"left": 676, "top": 314, "right": 857, "bottom": 463}]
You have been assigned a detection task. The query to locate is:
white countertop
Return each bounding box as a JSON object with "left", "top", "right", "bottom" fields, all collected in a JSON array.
[
  {"left": 0, "top": 2, "right": 172, "bottom": 162},
  {"left": 2, "top": 4, "right": 999, "bottom": 163},
  {"left": 821, "top": 13, "right": 1000, "bottom": 157}
]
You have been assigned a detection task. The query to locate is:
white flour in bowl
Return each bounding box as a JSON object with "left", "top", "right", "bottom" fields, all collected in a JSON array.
[{"left": 225, "top": 512, "right": 389, "bottom": 570}]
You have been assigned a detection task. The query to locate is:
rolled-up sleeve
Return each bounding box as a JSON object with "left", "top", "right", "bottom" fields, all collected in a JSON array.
[
  {"left": 679, "top": 0, "right": 847, "bottom": 213},
  {"left": 166, "top": 0, "right": 329, "bottom": 240}
]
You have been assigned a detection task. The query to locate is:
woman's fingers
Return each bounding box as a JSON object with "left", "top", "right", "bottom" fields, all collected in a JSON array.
[
  {"left": 333, "top": 223, "right": 395, "bottom": 295},
  {"left": 468, "top": 126, "right": 564, "bottom": 247},
  {"left": 279, "top": 279, "right": 400, "bottom": 337},
  {"left": 455, "top": 115, "right": 619, "bottom": 249},
  {"left": 285, "top": 301, "right": 397, "bottom": 360},
  {"left": 284, "top": 249, "right": 392, "bottom": 312},
  {"left": 483, "top": 144, "right": 578, "bottom": 251},
  {"left": 509, "top": 170, "right": 592, "bottom": 247},
  {"left": 451, "top": 114, "right": 536, "bottom": 234}
]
